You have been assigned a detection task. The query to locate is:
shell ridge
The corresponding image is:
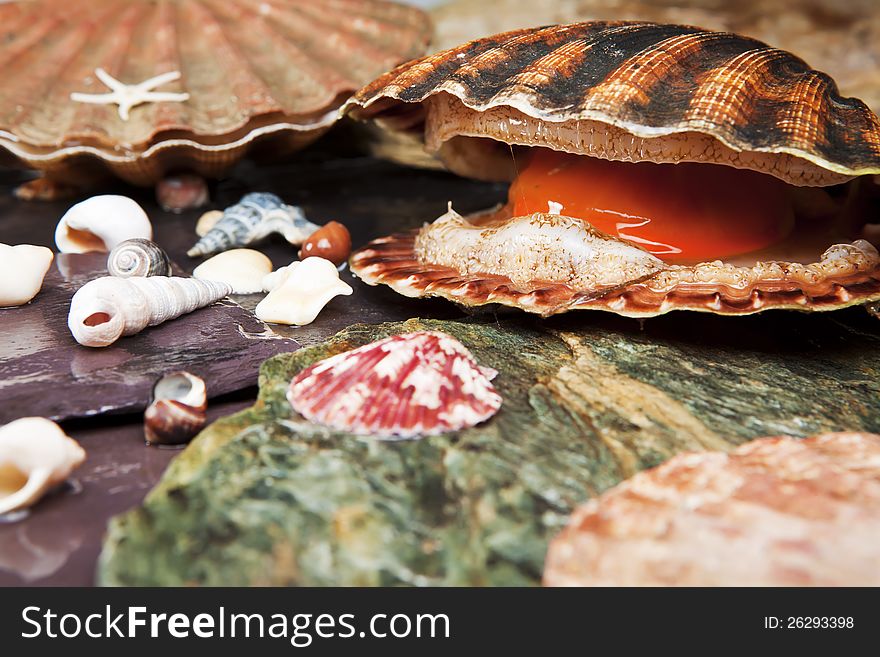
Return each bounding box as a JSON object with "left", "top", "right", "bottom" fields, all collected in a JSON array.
[{"left": 347, "top": 20, "right": 880, "bottom": 178}]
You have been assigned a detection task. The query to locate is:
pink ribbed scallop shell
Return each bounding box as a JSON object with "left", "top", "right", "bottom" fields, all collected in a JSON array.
[
  {"left": 0, "top": 0, "right": 431, "bottom": 185},
  {"left": 287, "top": 331, "right": 502, "bottom": 438}
]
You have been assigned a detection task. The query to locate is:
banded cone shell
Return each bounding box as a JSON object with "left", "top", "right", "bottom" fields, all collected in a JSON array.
[
  {"left": 0, "top": 0, "right": 431, "bottom": 187},
  {"left": 345, "top": 22, "right": 880, "bottom": 317},
  {"left": 144, "top": 371, "right": 207, "bottom": 445},
  {"left": 107, "top": 239, "right": 172, "bottom": 278},
  {"left": 544, "top": 432, "right": 880, "bottom": 586},
  {"left": 187, "top": 192, "right": 319, "bottom": 257},
  {"left": 68, "top": 276, "right": 232, "bottom": 347},
  {"left": 287, "top": 331, "right": 502, "bottom": 438}
]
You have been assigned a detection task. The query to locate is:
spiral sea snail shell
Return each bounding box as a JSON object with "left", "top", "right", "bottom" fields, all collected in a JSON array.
[
  {"left": 68, "top": 276, "right": 232, "bottom": 347},
  {"left": 144, "top": 371, "right": 207, "bottom": 445},
  {"left": 107, "top": 238, "right": 172, "bottom": 278}
]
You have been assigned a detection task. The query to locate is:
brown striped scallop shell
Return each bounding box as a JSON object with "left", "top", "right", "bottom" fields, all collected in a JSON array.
[
  {"left": 0, "top": 0, "right": 431, "bottom": 187},
  {"left": 344, "top": 22, "right": 880, "bottom": 317}
]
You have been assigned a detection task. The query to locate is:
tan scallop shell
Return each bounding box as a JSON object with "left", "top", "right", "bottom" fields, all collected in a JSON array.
[
  {"left": 543, "top": 432, "right": 880, "bottom": 586},
  {"left": 0, "top": 0, "right": 431, "bottom": 186},
  {"left": 345, "top": 22, "right": 880, "bottom": 316}
]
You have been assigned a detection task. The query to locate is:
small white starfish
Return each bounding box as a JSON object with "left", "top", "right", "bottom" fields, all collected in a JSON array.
[{"left": 70, "top": 68, "right": 190, "bottom": 121}]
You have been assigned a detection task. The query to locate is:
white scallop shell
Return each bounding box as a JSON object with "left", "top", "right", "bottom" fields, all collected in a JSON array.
[
  {"left": 193, "top": 249, "right": 273, "bottom": 294},
  {"left": 55, "top": 195, "right": 152, "bottom": 253},
  {"left": 0, "top": 417, "right": 85, "bottom": 515},
  {"left": 0, "top": 243, "right": 54, "bottom": 307},
  {"left": 68, "top": 276, "right": 232, "bottom": 347},
  {"left": 255, "top": 257, "right": 352, "bottom": 326}
]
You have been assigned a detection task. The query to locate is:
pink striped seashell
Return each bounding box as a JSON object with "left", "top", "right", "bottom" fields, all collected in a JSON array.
[{"left": 287, "top": 331, "right": 502, "bottom": 439}]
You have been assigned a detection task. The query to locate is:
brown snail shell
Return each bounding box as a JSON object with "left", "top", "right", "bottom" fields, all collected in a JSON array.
[
  {"left": 143, "top": 371, "right": 207, "bottom": 446},
  {"left": 299, "top": 221, "right": 352, "bottom": 266},
  {"left": 344, "top": 22, "right": 880, "bottom": 317},
  {"left": 0, "top": 0, "right": 431, "bottom": 189}
]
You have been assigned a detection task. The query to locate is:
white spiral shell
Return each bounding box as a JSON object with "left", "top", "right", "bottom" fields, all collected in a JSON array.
[
  {"left": 107, "top": 238, "right": 172, "bottom": 278},
  {"left": 68, "top": 276, "right": 232, "bottom": 347}
]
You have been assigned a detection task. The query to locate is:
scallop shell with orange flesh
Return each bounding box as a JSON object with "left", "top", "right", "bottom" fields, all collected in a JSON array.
[
  {"left": 344, "top": 21, "right": 880, "bottom": 317},
  {"left": 0, "top": 0, "right": 431, "bottom": 190}
]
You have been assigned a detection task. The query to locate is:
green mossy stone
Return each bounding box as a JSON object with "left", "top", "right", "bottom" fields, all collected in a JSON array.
[{"left": 99, "top": 311, "right": 880, "bottom": 586}]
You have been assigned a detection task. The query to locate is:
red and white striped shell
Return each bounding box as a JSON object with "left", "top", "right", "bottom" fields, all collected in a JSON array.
[
  {"left": 345, "top": 22, "right": 880, "bottom": 317},
  {"left": 287, "top": 331, "right": 502, "bottom": 438},
  {"left": 0, "top": 0, "right": 431, "bottom": 187}
]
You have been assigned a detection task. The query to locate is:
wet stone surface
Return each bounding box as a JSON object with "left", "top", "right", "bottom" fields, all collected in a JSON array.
[{"left": 99, "top": 311, "right": 880, "bottom": 586}]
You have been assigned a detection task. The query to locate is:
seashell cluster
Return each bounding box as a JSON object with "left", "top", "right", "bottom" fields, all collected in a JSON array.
[
  {"left": 55, "top": 195, "right": 152, "bottom": 254},
  {"left": 345, "top": 21, "right": 880, "bottom": 317},
  {"left": 0, "top": 0, "right": 432, "bottom": 190},
  {"left": 544, "top": 432, "right": 880, "bottom": 586},
  {"left": 0, "top": 417, "right": 86, "bottom": 515},
  {"left": 187, "top": 193, "right": 320, "bottom": 258},
  {"left": 299, "top": 221, "right": 352, "bottom": 266},
  {"left": 0, "top": 244, "right": 54, "bottom": 307},
  {"left": 288, "top": 331, "right": 502, "bottom": 438},
  {"left": 144, "top": 371, "right": 207, "bottom": 446},
  {"left": 68, "top": 276, "right": 232, "bottom": 347},
  {"left": 107, "top": 239, "right": 172, "bottom": 278},
  {"left": 255, "top": 258, "right": 352, "bottom": 326},
  {"left": 193, "top": 249, "right": 273, "bottom": 294}
]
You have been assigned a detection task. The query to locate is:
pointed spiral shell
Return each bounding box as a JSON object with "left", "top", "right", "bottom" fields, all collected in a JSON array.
[
  {"left": 107, "top": 238, "right": 172, "bottom": 278},
  {"left": 68, "top": 276, "right": 232, "bottom": 347},
  {"left": 187, "top": 192, "right": 319, "bottom": 258}
]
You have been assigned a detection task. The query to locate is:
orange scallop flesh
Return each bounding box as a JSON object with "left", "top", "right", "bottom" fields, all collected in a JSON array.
[{"left": 508, "top": 149, "right": 796, "bottom": 264}]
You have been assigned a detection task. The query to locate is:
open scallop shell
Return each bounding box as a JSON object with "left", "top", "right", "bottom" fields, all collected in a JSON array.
[
  {"left": 345, "top": 22, "right": 880, "bottom": 316},
  {"left": 287, "top": 330, "right": 502, "bottom": 438},
  {"left": 0, "top": 0, "right": 431, "bottom": 187}
]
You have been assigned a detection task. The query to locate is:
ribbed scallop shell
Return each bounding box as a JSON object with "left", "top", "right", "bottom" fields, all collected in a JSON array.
[
  {"left": 345, "top": 21, "right": 880, "bottom": 184},
  {"left": 544, "top": 432, "right": 880, "bottom": 586},
  {"left": 347, "top": 22, "right": 880, "bottom": 317},
  {"left": 287, "top": 331, "right": 502, "bottom": 438},
  {"left": 0, "top": 0, "right": 431, "bottom": 185}
]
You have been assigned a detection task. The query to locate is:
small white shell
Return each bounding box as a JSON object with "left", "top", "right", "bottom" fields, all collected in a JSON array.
[
  {"left": 255, "top": 257, "right": 352, "bottom": 325},
  {"left": 55, "top": 195, "right": 152, "bottom": 254},
  {"left": 195, "top": 210, "right": 223, "bottom": 237},
  {"left": 0, "top": 244, "right": 54, "bottom": 307},
  {"left": 0, "top": 417, "right": 86, "bottom": 515},
  {"left": 193, "top": 249, "right": 273, "bottom": 294},
  {"left": 68, "top": 276, "right": 232, "bottom": 347}
]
